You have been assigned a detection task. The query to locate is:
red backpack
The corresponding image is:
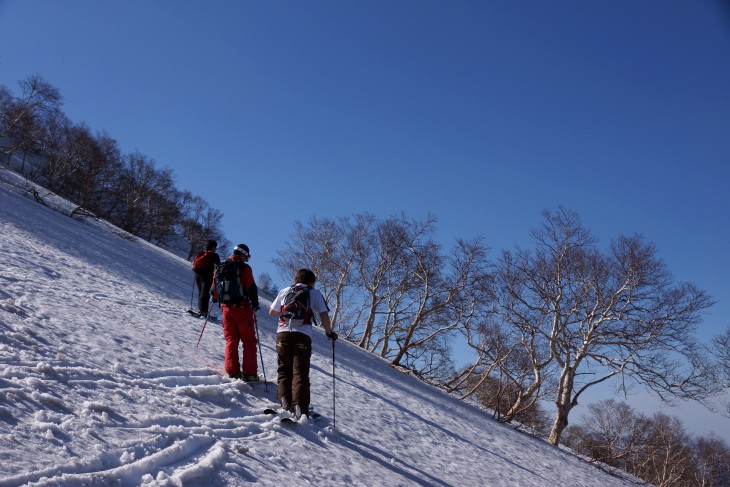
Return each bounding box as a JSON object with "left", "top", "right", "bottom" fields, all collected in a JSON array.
[{"left": 192, "top": 250, "right": 212, "bottom": 272}]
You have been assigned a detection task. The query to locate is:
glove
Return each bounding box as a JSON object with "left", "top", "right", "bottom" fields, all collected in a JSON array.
[{"left": 326, "top": 331, "right": 338, "bottom": 341}]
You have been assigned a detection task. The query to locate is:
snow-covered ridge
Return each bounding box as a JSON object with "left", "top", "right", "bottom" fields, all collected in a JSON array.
[{"left": 0, "top": 168, "right": 643, "bottom": 486}]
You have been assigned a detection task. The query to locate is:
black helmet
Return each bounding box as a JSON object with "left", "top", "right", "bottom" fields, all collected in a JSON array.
[
  {"left": 233, "top": 243, "right": 250, "bottom": 258},
  {"left": 205, "top": 239, "right": 218, "bottom": 251}
]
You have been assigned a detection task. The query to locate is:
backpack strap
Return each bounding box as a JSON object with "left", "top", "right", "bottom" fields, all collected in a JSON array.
[
  {"left": 304, "top": 285, "right": 318, "bottom": 326},
  {"left": 297, "top": 284, "right": 318, "bottom": 326}
]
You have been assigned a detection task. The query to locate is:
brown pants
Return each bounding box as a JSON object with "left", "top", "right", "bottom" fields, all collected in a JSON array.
[{"left": 276, "top": 332, "right": 312, "bottom": 413}]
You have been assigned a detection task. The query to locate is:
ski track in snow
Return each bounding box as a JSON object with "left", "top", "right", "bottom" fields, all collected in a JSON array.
[
  {"left": 0, "top": 169, "right": 642, "bottom": 486},
  {"left": 0, "top": 254, "right": 331, "bottom": 487}
]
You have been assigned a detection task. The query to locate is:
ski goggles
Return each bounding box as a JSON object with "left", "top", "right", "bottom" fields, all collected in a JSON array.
[{"left": 234, "top": 245, "right": 250, "bottom": 258}]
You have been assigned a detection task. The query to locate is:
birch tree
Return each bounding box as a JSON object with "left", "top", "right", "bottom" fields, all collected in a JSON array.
[
  {"left": 273, "top": 214, "right": 368, "bottom": 330},
  {"left": 274, "top": 213, "right": 491, "bottom": 381},
  {"left": 482, "top": 207, "right": 716, "bottom": 444}
]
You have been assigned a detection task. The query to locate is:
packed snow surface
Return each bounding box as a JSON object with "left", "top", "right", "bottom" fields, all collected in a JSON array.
[{"left": 0, "top": 169, "right": 641, "bottom": 486}]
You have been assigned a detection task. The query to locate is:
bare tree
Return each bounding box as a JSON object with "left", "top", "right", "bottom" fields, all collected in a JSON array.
[
  {"left": 66, "top": 129, "right": 123, "bottom": 219},
  {"left": 35, "top": 111, "right": 73, "bottom": 191},
  {"left": 565, "top": 400, "right": 730, "bottom": 486},
  {"left": 0, "top": 75, "right": 62, "bottom": 173},
  {"left": 178, "top": 194, "right": 227, "bottom": 259},
  {"left": 274, "top": 214, "right": 367, "bottom": 331},
  {"left": 484, "top": 207, "right": 716, "bottom": 445},
  {"left": 112, "top": 152, "right": 162, "bottom": 235},
  {"left": 455, "top": 304, "right": 558, "bottom": 425},
  {"left": 693, "top": 434, "right": 730, "bottom": 487},
  {"left": 143, "top": 167, "right": 183, "bottom": 246},
  {"left": 284, "top": 213, "right": 463, "bottom": 379},
  {"left": 180, "top": 193, "right": 205, "bottom": 257},
  {"left": 275, "top": 212, "right": 491, "bottom": 382},
  {"left": 0, "top": 85, "right": 15, "bottom": 161},
  {"left": 462, "top": 370, "right": 550, "bottom": 434},
  {"left": 0, "top": 85, "right": 11, "bottom": 117},
  {"left": 88, "top": 132, "right": 125, "bottom": 219},
  {"left": 711, "top": 327, "right": 730, "bottom": 416},
  {"left": 39, "top": 122, "right": 124, "bottom": 219},
  {"left": 385, "top": 230, "right": 490, "bottom": 382},
  {"left": 563, "top": 399, "right": 648, "bottom": 467},
  {"left": 637, "top": 413, "right": 697, "bottom": 487},
  {"left": 257, "top": 272, "right": 280, "bottom": 298},
  {"left": 352, "top": 214, "right": 409, "bottom": 348}
]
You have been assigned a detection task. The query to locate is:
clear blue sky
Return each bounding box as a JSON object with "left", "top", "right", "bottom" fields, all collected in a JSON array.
[{"left": 2, "top": 0, "right": 729, "bottom": 436}]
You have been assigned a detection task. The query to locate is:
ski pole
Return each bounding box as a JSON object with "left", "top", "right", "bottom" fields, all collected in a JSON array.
[
  {"left": 253, "top": 312, "right": 268, "bottom": 391},
  {"left": 196, "top": 306, "right": 213, "bottom": 347},
  {"left": 331, "top": 337, "right": 336, "bottom": 429},
  {"left": 190, "top": 276, "right": 196, "bottom": 309}
]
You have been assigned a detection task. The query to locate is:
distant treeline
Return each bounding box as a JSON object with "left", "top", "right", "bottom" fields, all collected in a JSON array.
[
  {"left": 564, "top": 399, "right": 730, "bottom": 487},
  {"left": 0, "top": 75, "right": 228, "bottom": 258}
]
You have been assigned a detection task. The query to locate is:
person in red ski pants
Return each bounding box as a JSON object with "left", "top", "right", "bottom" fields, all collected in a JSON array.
[{"left": 212, "top": 243, "right": 260, "bottom": 381}]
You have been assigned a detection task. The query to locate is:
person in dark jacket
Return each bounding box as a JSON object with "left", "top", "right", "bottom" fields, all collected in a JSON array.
[
  {"left": 212, "top": 244, "right": 260, "bottom": 381},
  {"left": 193, "top": 239, "right": 221, "bottom": 317}
]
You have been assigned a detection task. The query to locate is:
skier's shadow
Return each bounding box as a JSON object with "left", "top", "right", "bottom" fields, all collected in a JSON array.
[
  {"left": 335, "top": 375, "right": 470, "bottom": 446},
  {"left": 334, "top": 376, "right": 553, "bottom": 485},
  {"left": 338, "top": 432, "right": 453, "bottom": 487}
]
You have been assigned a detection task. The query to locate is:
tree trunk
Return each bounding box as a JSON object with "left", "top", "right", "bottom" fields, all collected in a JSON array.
[
  {"left": 548, "top": 402, "right": 571, "bottom": 445},
  {"left": 503, "top": 379, "right": 541, "bottom": 422},
  {"left": 357, "top": 293, "right": 378, "bottom": 349},
  {"left": 548, "top": 364, "right": 577, "bottom": 445}
]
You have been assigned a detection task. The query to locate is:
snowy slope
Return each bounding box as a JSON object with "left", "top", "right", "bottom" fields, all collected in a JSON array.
[{"left": 0, "top": 169, "right": 643, "bottom": 486}]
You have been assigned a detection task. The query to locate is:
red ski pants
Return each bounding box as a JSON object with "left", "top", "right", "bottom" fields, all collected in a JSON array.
[{"left": 222, "top": 305, "right": 257, "bottom": 376}]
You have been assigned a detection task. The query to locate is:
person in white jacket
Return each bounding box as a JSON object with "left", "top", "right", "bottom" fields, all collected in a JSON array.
[{"left": 269, "top": 268, "right": 337, "bottom": 419}]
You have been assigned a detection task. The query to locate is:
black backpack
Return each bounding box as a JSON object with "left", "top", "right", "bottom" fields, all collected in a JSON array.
[
  {"left": 280, "top": 285, "right": 315, "bottom": 325},
  {"left": 214, "top": 260, "right": 247, "bottom": 304}
]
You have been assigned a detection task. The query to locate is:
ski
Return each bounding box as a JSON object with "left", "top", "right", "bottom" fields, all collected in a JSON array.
[
  {"left": 186, "top": 308, "right": 219, "bottom": 321},
  {"left": 226, "top": 375, "right": 266, "bottom": 385},
  {"left": 262, "top": 407, "right": 322, "bottom": 424},
  {"left": 280, "top": 412, "right": 323, "bottom": 425}
]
